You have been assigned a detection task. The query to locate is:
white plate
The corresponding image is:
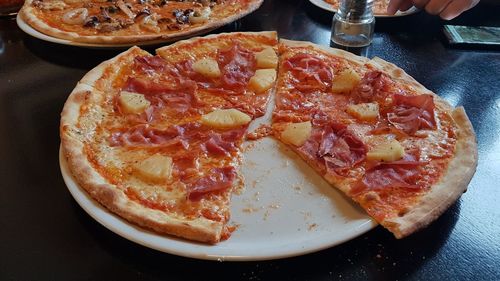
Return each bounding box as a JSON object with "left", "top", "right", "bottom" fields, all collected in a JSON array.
[
  {"left": 309, "top": 0, "right": 419, "bottom": 17},
  {"left": 59, "top": 92, "right": 377, "bottom": 261},
  {"left": 60, "top": 144, "right": 376, "bottom": 261},
  {"left": 16, "top": 14, "right": 200, "bottom": 48}
]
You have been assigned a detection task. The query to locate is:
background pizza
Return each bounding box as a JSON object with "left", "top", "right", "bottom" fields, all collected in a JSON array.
[{"left": 20, "top": 0, "right": 263, "bottom": 44}]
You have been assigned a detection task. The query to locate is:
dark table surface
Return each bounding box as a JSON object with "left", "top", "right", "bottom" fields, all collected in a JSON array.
[{"left": 1, "top": 0, "right": 500, "bottom": 280}]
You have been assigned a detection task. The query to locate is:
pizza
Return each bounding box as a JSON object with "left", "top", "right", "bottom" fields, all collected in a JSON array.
[
  {"left": 274, "top": 40, "right": 477, "bottom": 238},
  {"left": 60, "top": 31, "right": 477, "bottom": 244},
  {"left": 19, "top": 0, "right": 263, "bottom": 44},
  {"left": 60, "top": 31, "right": 278, "bottom": 243},
  {"left": 324, "top": 0, "right": 392, "bottom": 15}
]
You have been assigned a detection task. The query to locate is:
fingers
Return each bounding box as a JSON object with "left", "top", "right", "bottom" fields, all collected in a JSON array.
[
  {"left": 387, "top": 0, "right": 408, "bottom": 14},
  {"left": 399, "top": 0, "right": 415, "bottom": 11},
  {"left": 439, "top": 0, "right": 479, "bottom": 20},
  {"left": 424, "top": 0, "right": 454, "bottom": 15}
]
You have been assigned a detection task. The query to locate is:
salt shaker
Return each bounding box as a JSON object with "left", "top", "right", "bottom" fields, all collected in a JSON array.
[{"left": 331, "top": 0, "right": 375, "bottom": 47}]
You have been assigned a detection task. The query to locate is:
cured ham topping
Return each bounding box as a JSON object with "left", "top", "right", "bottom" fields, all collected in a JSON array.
[
  {"left": 352, "top": 71, "right": 392, "bottom": 101},
  {"left": 133, "top": 55, "right": 170, "bottom": 74},
  {"left": 187, "top": 166, "right": 237, "bottom": 200},
  {"left": 202, "top": 134, "right": 237, "bottom": 156},
  {"left": 387, "top": 94, "right": 436, "bottom": 135},
  {"left": 284, "top": 53, "right": 333, "bottom": 92},
  {"left": 217, "top": 44, "right": 256, "bottom": 92},
  {"left": 123, "top": 77, "right": 199, "bottom": 114},
  {"left": 298, "top": 122, "right": 367, "bottom": 174},
  {"left": 109, "top": 124, "right": 189, "bottom": 148},
  {"left": 351, "top": 152, "right": 426, "bottom": 195}
]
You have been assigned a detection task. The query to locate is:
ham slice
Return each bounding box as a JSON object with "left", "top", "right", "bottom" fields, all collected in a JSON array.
[
  {"left": 217, "top": 44, "right": 256, "bottom": 92},
  {"left": 387, "top": 94, "right": 436, "bottom": 135},
  {"left": 284, "top": 53, "right": 333, "bottom": 92},
  {"left": 351, "top": 152, "right": 425, "bottom": 195},
  {"left": 109, "top": 123, "right": 193, "bottom": 148},
  {"left": 298, "top": 122, "right": 367, "bottom": 175},
  {"left": 187, "top": 167, "right": 237, "bottom": 200}
]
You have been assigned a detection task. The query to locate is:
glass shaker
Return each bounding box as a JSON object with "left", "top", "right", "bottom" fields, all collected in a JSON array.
[{"left": 331, "top": 0, "right": 375, "bottom": 47}]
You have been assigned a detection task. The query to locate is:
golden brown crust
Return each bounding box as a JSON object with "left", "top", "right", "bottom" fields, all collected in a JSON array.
[
  {"left": 384, "top": 107, "right": 478, "bottom": 238},
  {"left": 60, "top": 48, "right": 225, "bottom": 243},
  {"left": 20, "top": 0, "right": 263, "bottom": 44}
]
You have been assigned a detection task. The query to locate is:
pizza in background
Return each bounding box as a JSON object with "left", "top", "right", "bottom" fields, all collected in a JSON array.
[{"left": 20, "top": 0, "right": 263, "bottom": 44}]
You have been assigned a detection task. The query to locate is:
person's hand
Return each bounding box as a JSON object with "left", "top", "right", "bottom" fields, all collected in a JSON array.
[{"left": 387, "top": 0, "right": 480, "bottom": 19}]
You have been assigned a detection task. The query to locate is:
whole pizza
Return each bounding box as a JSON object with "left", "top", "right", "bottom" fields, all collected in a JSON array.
[
  {"left": 60, "top": 31, "right": 477, "bottom": 243},
  {"left": 19, "top": 0, "right": 263, "bottom": 44}
]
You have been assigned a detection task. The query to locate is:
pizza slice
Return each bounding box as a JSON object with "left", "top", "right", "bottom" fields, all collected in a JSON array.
[
  {"left": 20, "top": 0, "right": 263, "bottom": 44},
  {"left": 273, "top": 39, "right": 478, "bottom": 238},
  {"left": 60, "top": 31, "right": 278, "bottom": 243}
]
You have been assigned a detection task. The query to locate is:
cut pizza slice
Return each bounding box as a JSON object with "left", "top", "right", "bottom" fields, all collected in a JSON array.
[
  {"left": 273, "top": 39, "right": 478, "bottom": 238},
  {"left": 61, "top": 31, "right": 278, "bottom": 243}
]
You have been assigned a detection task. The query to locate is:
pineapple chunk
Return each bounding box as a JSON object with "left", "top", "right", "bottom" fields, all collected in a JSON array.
[
  {"left": 192, "top": 58, "right": 221, "bottom": 78},
  {"left": 201, "top": 108, "right": 251, "bottom": 128},
  {"left": 133, "top": 154, "right": 173, "bottom": 182},
  {"left": 367, "top": 139, "right": 405, "bottom": 162},
  {"left": 255, "top": 47, "right": 278, "bottom": 69},
  {"left": 249, "top": 69, "right": 277, "bottom": 93},
  {"left": 331, "top": 69, "right": 361, "bottom": 94},
  {"left": 281, "top": 121, "right": 312, "bottom": 147},
  {"left": 118, "top": 91, "right": 150, "bottom": 114},
  {"left": 346, "top": 103, "right": 379, "bottom": 121}
]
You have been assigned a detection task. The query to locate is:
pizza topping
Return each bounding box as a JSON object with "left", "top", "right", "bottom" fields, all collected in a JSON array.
[
  {"left": 140, "top": 14, "right": 161, "bottom": 33},
  {"left": 331, "top": 68, "right": 361, "bottom": 94},
  {"left": 281, "top": 121, "right": 312, "bottom": 147},
  {"left": 387, "top": 94, "right": 436, "bottom": 135},
  {"left": 118, "top": 91, "right": 151, "bottom": 114},
  {"left": 123, "top": 77, "right": 197, "bottom": 113},
  {"left": 34, "top": 0, "right": 67, "bottom": 11},
  {"left": 200, "top": 109, "right": 251, "bottom": 129},
  {"left": 187, "top": 167, "right": 237, "bottom": 200},
  {"left": 117, "top": 0, "right": 135, "bottom": 19},
  {"left": 318, "top": 124, "right": 367, "bottom": 173},
  {"left": 189, "top": 7, "right": 211, "bottom": 24},
  {"left": 255, "top": 47, "right": 278, "bottom": 69},
  {"left": 351, "top": 153, "right": 425, "bottom": 195},
  {"left": 346, "top": 102, "right": 379, "bottom": 121},
  {"left": 173, "top": 8, "right": 193, "bottom": 24},
  {"left": 248, "top": 69, "right": 276, "bottom": 93},
  {"left": 192, "top": 58, "right": 221, "bottom": 78},
  {"left": 133, "top": 154, "right": 173, "bottom": 182},
  {"left": 217, "top": 44, "right": 256, "bottom": 92},
  {"left": 202, "top": 133, "right": 237, "bottom": 156},
  {"left": 62, "top": 8, "right": 89, "bottom": 25},
  {"left": 133, "top": 55, "right": 170, "bottom": 74},
  {"left": 352, "top": 71, "right": 392, "bottom": 101},
  {"left": 366, "top": 139, "right": 405, "bottom": 162},
  {"left": 109, "top": 124, "right": 189, "bottom": 149},
  {"left": 284, "top": 53, "right": 333, "bottom": 92}
]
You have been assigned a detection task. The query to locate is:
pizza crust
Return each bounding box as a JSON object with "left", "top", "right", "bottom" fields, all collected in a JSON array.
[
  {"left": 384, "top": 107, "right": 477, "bottom": 238},
  {"left": 20, "top": 0, "right": 263, "bottom": 44},
  {"left": 60, "top": 49, "right": 225, "bottom": 243},
  {"left": 279, "top": 39, "right": 370, "bottom": 67}
]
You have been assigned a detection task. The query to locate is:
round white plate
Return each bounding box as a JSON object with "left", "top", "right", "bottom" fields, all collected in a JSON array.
[
  {"left": 16, "top": 14, "right": 198, "bottom": 48},
  {"left": 59, "top": 97, "right": 377, "bottom": 261},
  {"left": 309, "top": 0, "right": 419, "bottom": 17},
  {"left": 60, "top": 144, "right": 376, "bottom": 261}
]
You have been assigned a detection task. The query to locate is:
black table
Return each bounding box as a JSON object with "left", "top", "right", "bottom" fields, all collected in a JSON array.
[{"left": 1, "top": 1, "right": 499, "bottom": 280}]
